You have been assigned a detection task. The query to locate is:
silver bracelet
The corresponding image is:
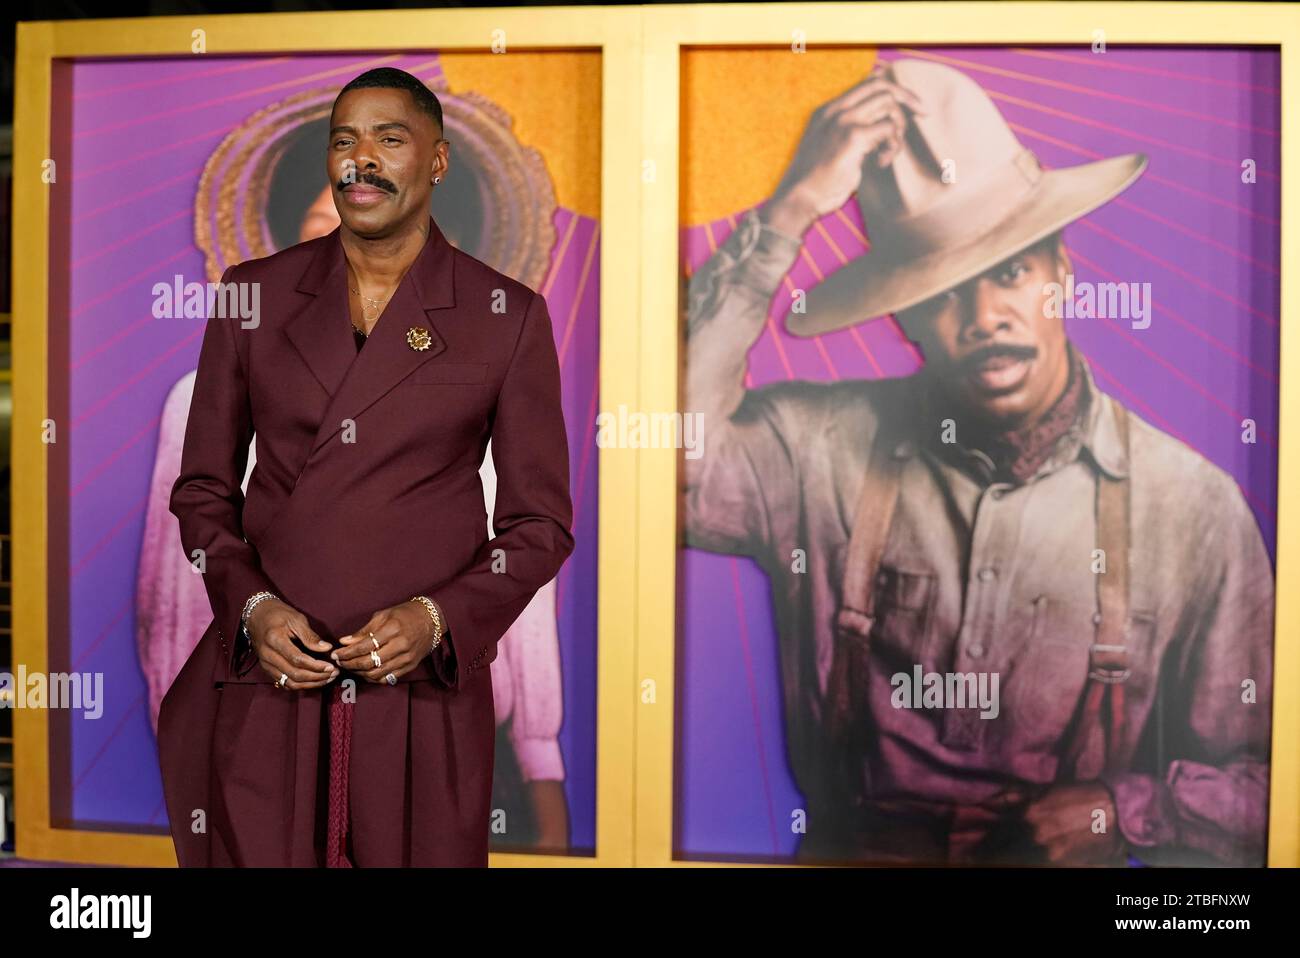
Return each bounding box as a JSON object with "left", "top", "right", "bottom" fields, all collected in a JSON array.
[{"left": 241, "top": 590, "right": 278, "bottom": 624}]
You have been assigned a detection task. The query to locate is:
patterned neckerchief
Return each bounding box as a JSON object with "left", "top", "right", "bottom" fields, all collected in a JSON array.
[{"left": 921, "top": 344, "right": 1090, "bottom": 487}]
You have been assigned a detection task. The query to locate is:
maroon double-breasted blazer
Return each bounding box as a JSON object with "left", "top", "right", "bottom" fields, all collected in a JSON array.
[{"left": 156, "top": 216, "right": 574, "bottom": 866}]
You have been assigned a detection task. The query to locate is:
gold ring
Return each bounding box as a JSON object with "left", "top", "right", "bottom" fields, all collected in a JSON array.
[{"left": 370, "top": 650, "right": 382, "bottom": 668}]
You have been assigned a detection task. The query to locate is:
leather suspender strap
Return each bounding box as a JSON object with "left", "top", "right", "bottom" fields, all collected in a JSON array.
[
  {"left": 825, "top": 401, "right": 1132, "bottom": 783},
  {"left": 1094, "top": 404, "right": 1131, "bottom": 679},
  {"left": 1064, "top": 402, "right": 1132, "bottom": 779},
  {"left": 825, "top": 423, "right": 906, "bottom": 749}
]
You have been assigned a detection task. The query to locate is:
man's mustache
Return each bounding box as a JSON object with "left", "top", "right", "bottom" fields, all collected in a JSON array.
[
  {"left": 337, "top": 173, "right": 396, "bottom": 194},
  {"left": 958, "top": 342, "right": 1039, "bottom": 372}
]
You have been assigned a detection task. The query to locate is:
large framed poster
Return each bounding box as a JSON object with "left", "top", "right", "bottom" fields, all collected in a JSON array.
[
  {"left": 636, "top": 3, "right": 1300, "bottom": 868},
  {"left": 12, "top": 9, "right": 640, "bottom": 866}
]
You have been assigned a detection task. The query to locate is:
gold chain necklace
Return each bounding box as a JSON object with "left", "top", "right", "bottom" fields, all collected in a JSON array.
[
  {"left": 348, "top": 283, "right": 393, "bottom": 338},
  {"left": 348, "top": 260, "right": 415, "bottom": 337}
]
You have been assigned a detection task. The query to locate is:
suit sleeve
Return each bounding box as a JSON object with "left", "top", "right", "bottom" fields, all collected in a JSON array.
[
  {"left": 429, "top": 289, "right": 575, "bottom": 692},
  {"left": 169, "top": 262, "right": 278, "bottom": 674}
]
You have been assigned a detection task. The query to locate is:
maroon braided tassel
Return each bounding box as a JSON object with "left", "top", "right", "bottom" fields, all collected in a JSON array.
[{"left": 325, "top": 682, "right": 354, "bottom": 867}]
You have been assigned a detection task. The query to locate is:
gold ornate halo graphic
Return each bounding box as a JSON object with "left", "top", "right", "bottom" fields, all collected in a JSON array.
[{"left": 194, "top": 76, "right": 557, "bottom": 290}]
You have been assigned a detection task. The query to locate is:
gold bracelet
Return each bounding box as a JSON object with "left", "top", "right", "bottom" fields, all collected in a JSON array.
[{"left": 409, "top": 595, "right": 444, "bottom": 653}]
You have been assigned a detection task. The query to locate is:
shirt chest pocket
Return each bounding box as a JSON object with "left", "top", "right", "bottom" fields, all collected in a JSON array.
[{"left": 863, "top": 565, "right": 938, "bottom": 669}]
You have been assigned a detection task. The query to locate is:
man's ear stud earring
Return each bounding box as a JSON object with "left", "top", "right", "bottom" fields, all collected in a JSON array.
[{"left": 434, "top": 176, "right": 441, "bottom": 184}]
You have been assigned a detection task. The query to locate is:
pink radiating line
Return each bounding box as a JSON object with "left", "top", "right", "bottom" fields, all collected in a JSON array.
[
  {"left": 780, "top": 269, "right": 883, "bottom": 374},
  {"left": 73, "top": 313, "right": 168, "bottom": 372},
  {"left": 689, "top": 213, "right": 784, "bottom": 846},
  {"left": 72, "top": 63, "right": 447, "bottom": 308},
  {"left": 73, "top": 166, "right": 205, "bottom": 225},
  {"left": 74, "top": 57, "right": 295, "bottom": 101},
  {"left": 1077, "top": 219, "right": 1277, "bottom": 327},
  {"left": 72, "top": 597, "right": 133, "bottom": 672},
  {"left": 871, "top": 61, "right": 1285, "bottom": 186},
  {"left": 71, "top": 209, "right": 190, "bottom": 270},
  {"left": 70, "top": 414, "right": 165, "bottom": 500},
  {"left": 800, "top": 216, "right": 889, "bottom": 375},
  {"left": 73, "top": 691, "right": 146, "bottom": 793},
  {"left": 73, "top": 54, "right": 412, "bottom": 140},
  {"left": 1064, "top": 245, "right": 1277, "bottom": 445},
  {"left": 801, "top": 210, "right": 922, "bottom": 368},
  {"left": 1113, "top": 161, "right": 1274, "bottom": 228},
  {"left": 727, "top": 555, "right": 783, "bottom": 855},
  {"left": 1067, "top": 245, "right": 1276, "bottom": 384},
  {"left": 71, "top": 327, "right": 206, "bottom": 430},
  {"left": 72, "top": 65, "right": 445, "bottom": 182},
  {"left": 571, "top": 377, "right": 600, "bottom": 525},
  {"left": 989, "top": 87, "right": 1281, "bottom": 183},
  {"left": 1089, "top": 360, "right": 1275, "bottom": 521},
  {"left": 757, "top": 309, "right": 798, "bottom": 382},
  {"left": 75, "top": 125, "right": 242, "bottom": 182},
  {"left": 558, "top": 221, "right": 599, "bottom": 368},
  {"left": 848, "top": 325, "right": 884, "bottom": 377},
  {"left": 832, "top": 207, "right": 868, "bottom": 247},
  {"left": 794, "top": 242, "right": 826, "bottom": 281},
  {"left": 70, "top": 493, "right": 150, "bottom": 579},
  {"left": 71, "top": 246, "right": 190, "bottom": 324},
  {"left": 769, "top": 231, "right": 842, "bottom": 376},
  {"left": 896, "top": 48, "right": 1279, "bottom": 137},
  {"left": 542, "top": 210, "right": 580, "bottom": 300},
  {"left": 1111, "top": 196, "right": 1279, "bottom": 276},
  {"left": 811, "top": 217, "right": 851, "bottom": 266},
  {"left": 1003, "top": 103, "right": 1268, "bottom": 184},
  {"left": 811, "top": 336, "right": 841, "bottom": 381},
  {"left": 888, "top": 315, "right": 927, "bottom": 370},
  {"left": 1007, "top": 121, "right": 1281, "bottom": 267},
  {"left": 1009, "top": 48, "right": 1281, "bottom": 96},
  {"left": 73, "top": 60, "right": 439, "bottom": 243}
]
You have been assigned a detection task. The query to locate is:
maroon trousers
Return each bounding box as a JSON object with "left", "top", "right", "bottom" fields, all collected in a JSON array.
[{"left": 160, "top": 623, "right": 495, "bottom": 868}]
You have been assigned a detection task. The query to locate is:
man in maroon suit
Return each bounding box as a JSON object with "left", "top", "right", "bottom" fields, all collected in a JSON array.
[{"left": 157, "top": 67, "right": 575, "bottom": 867}]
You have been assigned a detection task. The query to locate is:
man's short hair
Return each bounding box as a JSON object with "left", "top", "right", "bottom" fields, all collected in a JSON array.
[{"left": 334, "top": 67, "right": 443, "bottom": 138}]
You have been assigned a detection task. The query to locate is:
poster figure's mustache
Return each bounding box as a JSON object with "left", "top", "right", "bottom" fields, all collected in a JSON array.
[
  {"left": 338, "top": 172, "right": 396, "bottom": 194},
  {"left": 958, "top": 342, "right": 1038, "bottom": 373}
]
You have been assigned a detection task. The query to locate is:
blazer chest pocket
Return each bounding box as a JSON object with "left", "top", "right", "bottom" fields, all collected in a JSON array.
[{"left": 412, "top": 362, "right": 488, "bottom": 385}]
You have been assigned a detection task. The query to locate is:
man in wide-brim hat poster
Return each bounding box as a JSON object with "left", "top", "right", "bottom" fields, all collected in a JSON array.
[{"left": 683, "top": 57, "right": 1274, "bottom": 867}]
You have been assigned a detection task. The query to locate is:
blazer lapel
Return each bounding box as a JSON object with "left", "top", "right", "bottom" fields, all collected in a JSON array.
[
  {"left": 285, "top": 227, "right": 355, "bottom": 400},
  {"left": 288, "top": 216, "right": 458, "bottom": 459}
]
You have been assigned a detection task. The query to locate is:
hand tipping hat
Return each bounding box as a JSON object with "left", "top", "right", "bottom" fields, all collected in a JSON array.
[{"left": 783, "top": 59, "right": 1148, "bottom": 338}]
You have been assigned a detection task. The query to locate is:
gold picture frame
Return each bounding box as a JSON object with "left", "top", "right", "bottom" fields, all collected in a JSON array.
[
  {"left": 11, "top": 1, "right": 1300, "bottom": 869},
  {"left": 11, "top": 6, "right": 641, "bottom": 867},
  {"left": 633, "top": 1, "right": 1300, "bottom": 869}
]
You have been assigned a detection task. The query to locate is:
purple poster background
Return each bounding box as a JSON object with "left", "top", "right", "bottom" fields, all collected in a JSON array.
[
  {"left": 678, "top": 47, "right": 1280, "bottom": 859},
  {"left": 60, "top": 53, "right": 599, "bottom": 849}
]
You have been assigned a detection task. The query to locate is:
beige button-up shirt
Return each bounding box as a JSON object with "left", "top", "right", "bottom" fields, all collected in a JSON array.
[{"left": 682, "top": 208, "right": 1274, "bottom": 865}]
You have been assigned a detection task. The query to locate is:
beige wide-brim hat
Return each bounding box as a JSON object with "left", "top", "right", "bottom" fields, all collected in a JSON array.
[{"left": 785, "top": 59, "right": 1148, "bottom": 338}]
